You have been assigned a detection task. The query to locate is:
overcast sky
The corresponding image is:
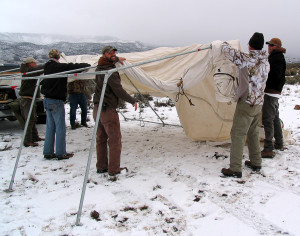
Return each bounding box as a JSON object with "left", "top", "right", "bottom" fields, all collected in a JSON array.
[{"left": 1, "top": 0, "right": 299, "bottom": 58}]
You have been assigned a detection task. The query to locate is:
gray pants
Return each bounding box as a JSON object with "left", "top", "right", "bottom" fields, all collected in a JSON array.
[
  {"left": 230, "top": 100, "right": 262, "bottom": 172},
  {"left": 262, "top": 94, "right": 283, "bottom": 151}
]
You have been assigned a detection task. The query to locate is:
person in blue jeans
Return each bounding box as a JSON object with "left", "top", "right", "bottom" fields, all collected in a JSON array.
[
  {"left": 41, "top": 49, "right": 90, "bottom": 160},
  {"left": 68, "top": 80, "right": 88, "bottom": 129},
  {"left": 43, "top": 98, "right": 66, "bottom": 159}
]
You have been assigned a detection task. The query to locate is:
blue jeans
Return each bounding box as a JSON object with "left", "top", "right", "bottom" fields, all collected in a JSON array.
[
  {"left": 43, "top": 98, "right": 66, "bottom": 156},
  {"left": 69, "top": 93, "right": 87, "bottom": 126}
]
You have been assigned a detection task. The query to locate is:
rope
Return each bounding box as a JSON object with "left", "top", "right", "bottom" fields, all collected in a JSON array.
[{"left": 175, "top": 78, "right": 195, "bottom": 106}]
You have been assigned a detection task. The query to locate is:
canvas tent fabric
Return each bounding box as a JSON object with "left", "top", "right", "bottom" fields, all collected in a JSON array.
[{"left": 60, "top": 40, "right": 243, "bottom": 141}]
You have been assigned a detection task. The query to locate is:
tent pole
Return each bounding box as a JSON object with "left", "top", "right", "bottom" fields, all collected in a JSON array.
[
  {"left": 7, "top": 78, "right": 42, "bottom": 192},
  {"left": 1, "top": 45, "right": 212, "bottom": 81},
  {"left": 138, "top": 102, "right": 145, "bottom": 127},
  {"left": 0, "top": 67, "right": 20, "bottom": 74},
  {"left": 0, "top": 69, "right": 44, "bottom": 78},
  {"left": 118, "top": 109, "right": 128, "bottom": 121},
  {"left": 123, "top": 74, "right": 165, "bottom": 127},
  {"left": 75, "top": 72, "right": 111, "bottom": 226},
  {"left": 0, "top": 65, "right": 96, "bottom": 80},
  {"left": 120, "top": 117, "right": 182, "bottom": 127}
]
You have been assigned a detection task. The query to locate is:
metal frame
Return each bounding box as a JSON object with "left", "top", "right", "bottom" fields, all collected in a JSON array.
[{"left": 0, "top": 45, "right": 212, "bottom": 226}]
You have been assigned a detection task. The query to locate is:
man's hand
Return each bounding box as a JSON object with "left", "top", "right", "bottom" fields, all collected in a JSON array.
[
  {"left": 133, "top": 102, "right": 138, "bottom": 111},
  {"left": 118, "top": 57, "right": 126, "bottom": 65}
]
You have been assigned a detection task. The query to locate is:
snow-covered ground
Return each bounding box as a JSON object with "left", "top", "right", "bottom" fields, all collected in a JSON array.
[{"left": 1, "top": 84, "right": 300, "bottom": 236}]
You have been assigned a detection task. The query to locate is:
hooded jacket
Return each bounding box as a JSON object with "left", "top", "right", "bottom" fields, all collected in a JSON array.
[
  {"left": 222, "top": 42, "right": 270, "bottom": 106},
  {"left": 19, "top": 63, "right": 44, "bottom": 98},
  {"left": 265, "top": 48, "right": 286, "bottom": 94},
  {"left": 41, "top": 58, "right": 90, "bottom": 101},
  {"left": 93, "top": 57, "right": 136, "bottom": 109}
]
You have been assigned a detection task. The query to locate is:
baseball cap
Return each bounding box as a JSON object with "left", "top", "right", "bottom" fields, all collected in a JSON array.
[
  {"left": 102, "top": 45, "right": 117, "bottom": 54},
  {"left": 24, "top": 57, "right": 38, "bottom": 64},
  {"left": 266, "top": 38, "right": 282, "bottom": 47}
]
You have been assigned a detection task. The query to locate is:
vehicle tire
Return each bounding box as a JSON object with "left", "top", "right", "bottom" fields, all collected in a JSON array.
[{"left": 7, "top": 116, "right": 17, "bottom": 121}]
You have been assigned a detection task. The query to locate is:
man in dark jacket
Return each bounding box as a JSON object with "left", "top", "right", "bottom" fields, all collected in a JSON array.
[
  {"left": 261, "top": 38, "right": 287, "bottom": 158},
  {"left": 93, "top": 45, "right": 137, "bottom": 176},
  {"left": 20, "top": 57, "right": 44, "bottom": 147},
  {"left": 41, "top": 49, "right": 90, "bottom": 160}
]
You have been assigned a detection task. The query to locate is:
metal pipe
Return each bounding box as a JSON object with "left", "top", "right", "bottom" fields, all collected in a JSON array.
[
  {"left": 106, "top": 46, "right": 212, "bottom": 75},
  {"left": 75, "top": 72, "right": 111, "bottom": 226},
  {"left": 7, "top": 78, "right": 42, "bottom": 192},
  {"left": 0, "top": 46, "right": 211, "bottom": 81},
  {"left": 0, "top": 68, "right": 44, "bottom": 78},
  {"left": 0, "top": 67, "right": 20, "bottom": 74},
  {"left": 120, "top": 116, "right": 182, "bottom": 127},
  {"left": 0, "top": 65, "right": 97, "bottom": 80}
]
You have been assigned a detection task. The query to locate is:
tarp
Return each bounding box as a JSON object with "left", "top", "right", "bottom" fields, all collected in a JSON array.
[{"left": 60, "top": 40, "right": 243, "bottom": 141}]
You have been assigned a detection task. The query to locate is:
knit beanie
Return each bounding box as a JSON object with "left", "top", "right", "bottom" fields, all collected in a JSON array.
[{"left": 249, "top": 32, "right": 264, "bottom": 50}]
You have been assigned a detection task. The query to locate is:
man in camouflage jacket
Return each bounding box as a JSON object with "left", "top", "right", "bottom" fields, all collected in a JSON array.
[{"left": 221, "top": 32, "right": 270, "bottom": 178}]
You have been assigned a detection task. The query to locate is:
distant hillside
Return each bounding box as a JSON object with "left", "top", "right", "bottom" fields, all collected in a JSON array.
[
  {"left": 0, "top": 33, "right": 155, "bottom": 64},
  {"left": 0, "top": 41, "right": 154, "bottom": 64},
  {"left": 0, "top": 32, "right": 118, "bottom": 45},
  {"left": 1, "top": 32, "right": 299, "bottom": 64}
]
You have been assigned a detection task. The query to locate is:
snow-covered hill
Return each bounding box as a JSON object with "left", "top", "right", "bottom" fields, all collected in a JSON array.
[
  {"left": 0, "top": 32, "right": 119, "bottom": 45},
  {"left": 0, "top": 32, "right": 299, "bottom": 65},
  {"left": 0, "top": 33, "right": 155, "bottom": 64}
]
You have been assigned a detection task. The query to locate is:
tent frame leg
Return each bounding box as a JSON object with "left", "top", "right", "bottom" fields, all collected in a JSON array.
[
  {"left": 75, "top": 72, "right": 111, "bottom": 226},
  {"left": 7, "top": 78, "right": 42, "bottom": 192}
]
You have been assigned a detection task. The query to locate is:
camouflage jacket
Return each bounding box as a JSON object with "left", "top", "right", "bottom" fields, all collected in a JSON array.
[{"left": 222, "top": 42, "right": 270, "bottom": 106}]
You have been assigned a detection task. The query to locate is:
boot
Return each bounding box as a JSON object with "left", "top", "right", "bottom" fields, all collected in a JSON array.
[
  {"left": 56, "top": 153, "right": 74, "bottom": 160},
  {"left": 261, "top": 149, "right": 275, "bottom": 158},
  {"left": 221, "top": 168, "right": 242, "bottom": 178},
  {"left": 24, "top": 141, "right": 38, "bottom": 147},
  {"left": 245, "top": 160, "right": 261, "bottom": 171}
]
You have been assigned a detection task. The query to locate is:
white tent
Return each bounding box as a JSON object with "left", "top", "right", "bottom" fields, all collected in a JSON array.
[{"left": 61, "top": 40, "right": 243, "bottom": 141}]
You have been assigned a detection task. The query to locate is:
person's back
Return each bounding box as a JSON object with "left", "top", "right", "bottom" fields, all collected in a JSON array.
[
  {"left": 42, "top": 59, "right": 89, "bottom": 101},
  {"left": 222, "top": 42, "right": 269, "bottom": 106},
  {"left": 42, "top": 59, "right": 69, "bottom": 101},
  {"left": 41, "top": 49, "right": 90, "bottom": 160},
  {"left": 221, "top": 32, "right": 270, "bottom": 178}
]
